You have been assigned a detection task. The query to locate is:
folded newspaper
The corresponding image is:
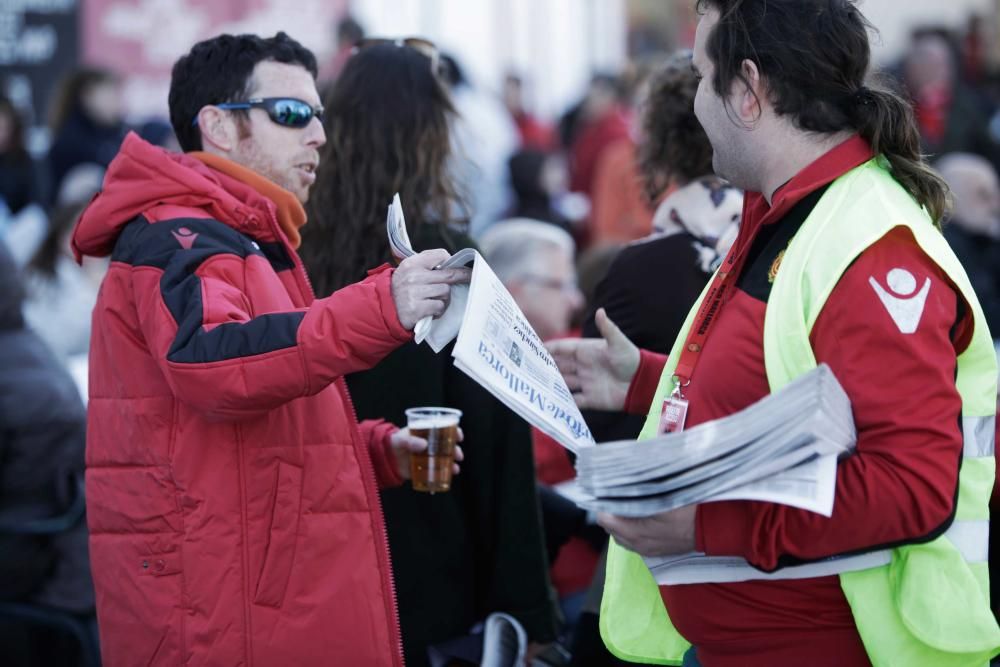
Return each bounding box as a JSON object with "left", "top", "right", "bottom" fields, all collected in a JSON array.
[{"left": 387, "top": 194, "right": 595, "bottom": 452}]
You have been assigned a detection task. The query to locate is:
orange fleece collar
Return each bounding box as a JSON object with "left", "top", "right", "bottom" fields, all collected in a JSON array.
[{"left": 190, "top": 151, "right": 307, "bottom": 249}]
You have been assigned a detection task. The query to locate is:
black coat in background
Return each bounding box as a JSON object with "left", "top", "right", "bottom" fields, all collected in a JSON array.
[
  {"left": 0, "top": 154, "right": 41, "bottom": 215},
  {"left": 0, "top": 241, "right": 92, "bottom": 611},
  {"left": 943, "top": 223, "right": 1000, "bottom": 338},
  {"left": 581, "top": 233, "right": 712, "bottom": 442},
  {"left": 344, "top": 227, "right": 559, "bottom": 667},
  {"left": 48, "top": 110, "right": 126, "bottom": 202}
]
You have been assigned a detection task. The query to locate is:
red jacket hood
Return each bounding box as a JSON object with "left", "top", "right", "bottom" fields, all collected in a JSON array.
[{"left": 72, "top": 132, "right": 284, "bottom": 260}]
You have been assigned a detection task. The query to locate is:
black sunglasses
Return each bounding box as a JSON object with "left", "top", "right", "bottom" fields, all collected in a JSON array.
[{"left": 192, "top": 97, "right": 323, "bottom": 128}]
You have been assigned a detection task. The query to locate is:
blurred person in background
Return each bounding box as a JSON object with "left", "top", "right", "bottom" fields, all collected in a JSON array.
[
  {"left": 901, "top": 30, "right": 998, "bottom": 165},
  {"left": 47, "top": 68, "right": 127, "bottom": 202},
  {"left": 301, "top": 41, "right": 560, "bottom": 667},
  {"left": 588, "top": 60, "right": 668, "bottom": 248},
  {"left": 507, "top": 148, "right": 573, "bottom": 233},
  {"left": 936, "top": 152, "right": 1000, "bottom": 337},
  {"left": 568, "top": 74, "right": 630, "bottom": 201},
  {"left": 71, "top": 31, "right": 467, "bottom": 667},
  {"left": 441, "top": 54, "right": 520, "bottom": 238},
  {"left": 0, "top": 239, "right": 95, "bottom": 666},
  {"left": 317, "top": 15, "right": 365, "bottom": 85},
  {"left": 0, "top": 95, "right": 41, "bottom": 216},
  {"left": 23, "top": 201, "right": 104, "bottom": 365},
  {"left": 479, "top": 220, "right": 594, "bottom": 656},
  {"left": 503, "top": 73, "right": 555, "bottom": 150},
  {"left": 480, "top": 219, "right": 584, "bottom": 343},
  {"left": 0, "top": 94, "right": 48, "bottom": 269}
]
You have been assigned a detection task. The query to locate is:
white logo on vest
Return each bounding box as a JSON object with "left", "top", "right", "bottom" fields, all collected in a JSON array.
[{"left": 868, "top": 268, "right": 931, "bottom": 334}]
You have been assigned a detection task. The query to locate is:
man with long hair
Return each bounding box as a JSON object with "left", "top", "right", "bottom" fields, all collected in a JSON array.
[
  {"left": 72, "top": 32, "right": 467, "bottom": 666},
  {"left": 550, "top": 1, "right": 1000, "bottom": 664}
]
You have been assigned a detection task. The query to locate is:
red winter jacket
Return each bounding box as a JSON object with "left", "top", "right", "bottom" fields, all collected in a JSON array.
[{"left": 73, "top": 134, "right": 410, "bottom": 666}]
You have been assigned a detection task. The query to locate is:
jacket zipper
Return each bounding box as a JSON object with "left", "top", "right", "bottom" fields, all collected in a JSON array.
[
  {"left": 235, "top": 424, "right": 255, "bottom": 667},
  {"left": 267, "top": 208, "right": 405, "bottom": 667},
  {"left": 338, "top": 379, "right": 406, "bottom": 667}
]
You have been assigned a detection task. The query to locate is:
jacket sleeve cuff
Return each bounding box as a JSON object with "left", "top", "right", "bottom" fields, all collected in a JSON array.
[
  {"left": 624, "top": 349, "right": 668, "bottom": 415},
  {"left": 366, "top": 264, "right": 413, "bottom": 344},
  {"left": 361, "top": 419, "right": 405, "bottom": 489},
  {"left": 696, "top": 501, "right": 753, "bottom": 558}
]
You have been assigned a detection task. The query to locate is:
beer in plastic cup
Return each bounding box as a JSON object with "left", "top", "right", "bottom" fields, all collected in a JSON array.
[{"left": 405, "top": 407, "right": 462, "bottom": 493}]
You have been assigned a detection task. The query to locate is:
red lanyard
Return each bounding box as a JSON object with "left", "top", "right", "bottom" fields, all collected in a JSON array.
[{"left": 672, "top": 246, "right": 748, "bottom": 388}]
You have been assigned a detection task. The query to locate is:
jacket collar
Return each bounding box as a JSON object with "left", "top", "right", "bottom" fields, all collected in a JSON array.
[
  {"left": 73, "top": 132, "right": 307, "bottom": 259},
  {"left": 189, "top": 151, "right": 307, "bottom": 249}
]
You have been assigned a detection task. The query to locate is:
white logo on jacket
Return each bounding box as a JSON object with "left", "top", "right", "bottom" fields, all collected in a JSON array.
[{"left": 868, "top": 268, "right": 931, "bottom": 334}]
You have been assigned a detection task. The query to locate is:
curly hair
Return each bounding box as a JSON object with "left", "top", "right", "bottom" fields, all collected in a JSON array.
[
  {"left": 637, "top": 52, "right": 713, "bottom": 204},
  {"left": 301, "top": 42, "right": 463, "bottom": 296}
]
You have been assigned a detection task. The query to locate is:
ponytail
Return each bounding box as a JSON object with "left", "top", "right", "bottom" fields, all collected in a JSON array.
[
  {"left": 698, "top": 0, "right": 951, "bottom": 227},
  {"left": 851, "top": 85, "right": 951, "bottom": 226}
]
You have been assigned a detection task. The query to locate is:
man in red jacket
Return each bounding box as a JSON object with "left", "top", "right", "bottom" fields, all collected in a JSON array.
[{"left": 71, "top": 32, "right": 467, "bottom": 666}]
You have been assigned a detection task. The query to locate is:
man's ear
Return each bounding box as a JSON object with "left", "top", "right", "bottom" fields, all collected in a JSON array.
[
  {"left": 736, "top": 58, "right": 765, "bottom": 125},
  {"left": 195, "top": 106, "right": 237, "bottom": 152}
]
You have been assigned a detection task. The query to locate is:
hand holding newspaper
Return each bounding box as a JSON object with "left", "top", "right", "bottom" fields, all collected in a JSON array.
[{"left": 387, "top": 194, "right": 475, "bottom": 351}]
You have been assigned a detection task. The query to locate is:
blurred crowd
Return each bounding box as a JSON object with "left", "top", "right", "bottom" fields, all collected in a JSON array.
[{"left": 4, "top": 8, "right": 1000, "bottom": 667}]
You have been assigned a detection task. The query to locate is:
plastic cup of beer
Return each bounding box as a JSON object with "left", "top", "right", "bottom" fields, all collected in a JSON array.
[{"left": 405, "top": 407, "right": 462, "bottom": 493}]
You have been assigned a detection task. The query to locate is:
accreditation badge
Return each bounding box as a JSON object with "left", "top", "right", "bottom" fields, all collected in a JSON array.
[{"left": 657, "top": 383, "right": 689, "bottom": 435}]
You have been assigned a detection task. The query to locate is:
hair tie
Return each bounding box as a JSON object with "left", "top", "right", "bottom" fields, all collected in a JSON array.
[{"left": 852, "top": 86, "right": 874, "bottom": 107}]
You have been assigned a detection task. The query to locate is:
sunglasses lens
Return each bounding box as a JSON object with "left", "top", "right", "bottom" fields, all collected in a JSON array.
[{"left": 271, "top": 99, "right": 313, "bottom": 127}]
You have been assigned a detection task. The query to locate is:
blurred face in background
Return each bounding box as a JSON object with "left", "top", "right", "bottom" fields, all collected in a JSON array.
[
  {"left": 509, "top": 245, "right": 583, "bottom": 340},
  {"left": 583, "top": 78, "right": 618, "bottom": 121},
  {"left": 905, "top": 35, "right": 955, "bottom": 96},
  {"left": 81, "top": 78, "right": 124, "bottom": 127},
  {"left": 939, "top": 154, "right": 1000, "bottom": 238}
]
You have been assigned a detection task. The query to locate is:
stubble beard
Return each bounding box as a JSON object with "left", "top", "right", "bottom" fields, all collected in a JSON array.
[{"left": 234, "top": 136, "right": 307, "bottom": 203}]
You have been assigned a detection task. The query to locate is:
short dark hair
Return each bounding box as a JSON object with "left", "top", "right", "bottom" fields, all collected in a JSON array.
[
  {"left": 696, "top": 0, "right": 950, "bottom": 224},
  {"left": 168, "top": 31, "right": 318, "bottom": 152}
]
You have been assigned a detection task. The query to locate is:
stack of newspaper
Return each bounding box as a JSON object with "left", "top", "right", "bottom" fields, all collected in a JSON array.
[{"left": 574, "top": 364, "right": 856, "bottom": 517}]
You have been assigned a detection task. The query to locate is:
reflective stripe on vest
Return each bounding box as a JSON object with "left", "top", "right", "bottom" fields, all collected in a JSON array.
[{"left": 965, "top": 415, "right": 996, "bottom": 458}]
